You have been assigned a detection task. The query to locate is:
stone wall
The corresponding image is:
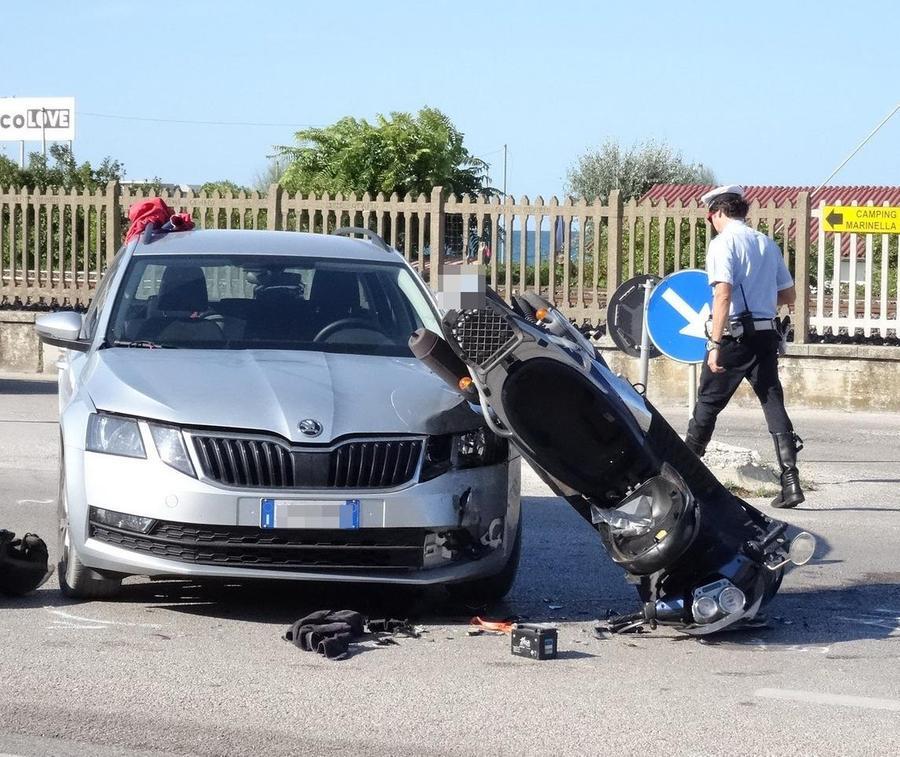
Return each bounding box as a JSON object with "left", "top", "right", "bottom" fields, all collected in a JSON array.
[
  {"left": 5, "top": 311, "right": 899, "bottom": 410},
  {"left": 600, "top": 342, "right": 900, "bottom": 411}
]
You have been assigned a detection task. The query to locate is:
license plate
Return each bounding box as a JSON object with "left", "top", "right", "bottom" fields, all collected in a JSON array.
[{"left": 260, "top": 498, "right": 360, "bottom": 529}]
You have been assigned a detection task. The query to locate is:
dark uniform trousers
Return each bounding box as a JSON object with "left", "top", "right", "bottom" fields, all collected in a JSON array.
[{"left": 687, "top": 331, "right": 792, "bottom": 446}]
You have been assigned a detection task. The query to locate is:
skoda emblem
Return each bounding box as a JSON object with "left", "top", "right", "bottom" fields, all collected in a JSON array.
[{"left": 298, "top": 418, "right": 323, "bottom": 438}]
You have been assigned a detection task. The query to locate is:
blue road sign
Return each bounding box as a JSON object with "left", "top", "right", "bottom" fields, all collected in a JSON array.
[{"left": 646, "top": 269, "right": 711, "bottom": 364}]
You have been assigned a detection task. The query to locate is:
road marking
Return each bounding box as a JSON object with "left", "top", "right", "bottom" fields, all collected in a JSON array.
[
  {"left": 756, "top": 688, "right": 900, "bottom": 712},
  {"left": 740, "top": 639, "right": 830, "bottom": 655},
  {"left": 44, "top": 607, "right": 161, "bottom": 629},
  {"left": 835, "top": 615, "right": 900, "bottom": 634},
  {"left": 16, "top": 498, "right": 54, "bottom": 505},
  {"left": 48, "top": 622, "right": 106, "bottom": 630}
]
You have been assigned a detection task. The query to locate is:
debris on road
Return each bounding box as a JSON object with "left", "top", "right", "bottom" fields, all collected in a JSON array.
[
  {"left": 469, "top": 616, "right": 515, "bottom": 634},
  {"left": 0, "top": 529, "right": 51, "bottom": 595},
  {"left": 511, "top": 624, "right": 559, "bottom": 660},
  {"left": 283, "top": 611, "right": 424, "bottom": 659}
]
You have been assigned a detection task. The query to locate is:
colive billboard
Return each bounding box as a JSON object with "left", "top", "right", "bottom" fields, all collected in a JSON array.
[{"left": 0, "top": 97, "right": 75, "bottom": 141}]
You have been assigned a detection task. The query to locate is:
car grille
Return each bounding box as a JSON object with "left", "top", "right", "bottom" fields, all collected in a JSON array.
[
  {"left": 90, "top": 518, "right": 437, "bottom": 572},
  {"left": 190, "top": 435, "right": 423, "bottom": 490},
  {"left": 448, "top": 308, "right": 517, "bottom": 368}
]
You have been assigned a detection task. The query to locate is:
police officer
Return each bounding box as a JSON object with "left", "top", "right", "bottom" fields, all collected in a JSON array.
[{"left": 685, "top": 185, "right": 804, "bottom": 509}]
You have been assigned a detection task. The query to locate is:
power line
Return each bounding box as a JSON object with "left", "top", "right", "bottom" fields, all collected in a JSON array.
[
  {"left": 809, "top": 102, "right": 900, "bottom": 200},
  {"left": 472, "top": 146, "right": 506, "bottom": 158},
  {"left": 78, "top": 111, "right": 319, "bottom": 128},
  {"left": 771, "top": 102, "right": 900, "bottom": 234}
]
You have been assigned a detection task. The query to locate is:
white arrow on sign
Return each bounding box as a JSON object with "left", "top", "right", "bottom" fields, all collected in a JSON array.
[{"left": 661, "top": 288, "right": 711, "bottom": 339}]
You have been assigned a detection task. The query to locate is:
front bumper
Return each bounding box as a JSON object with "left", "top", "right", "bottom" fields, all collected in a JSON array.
[{"left": 66, "top": 446, "right": 521, "bottom": 585}]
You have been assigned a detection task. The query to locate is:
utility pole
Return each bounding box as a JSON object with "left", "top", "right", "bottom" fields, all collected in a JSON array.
[{"left": 500, "top": 144, "right": 508, "bottom": 264}]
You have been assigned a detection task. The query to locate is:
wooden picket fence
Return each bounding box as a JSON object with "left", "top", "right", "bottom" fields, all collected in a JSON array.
[{"left": 2, "top": 182, "right": 899, "bottom": 342}]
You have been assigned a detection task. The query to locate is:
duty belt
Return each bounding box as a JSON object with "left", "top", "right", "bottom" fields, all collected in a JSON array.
[
  {"left": 724, "top": 318, "right": 777, "bottom": 334},
  {"left": 749, "top": 318, "right": 776, "bottom": 332}
]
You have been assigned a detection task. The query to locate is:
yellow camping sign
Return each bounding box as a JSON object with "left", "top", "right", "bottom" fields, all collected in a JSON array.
[{"left": 822, "top": 205, "right": 900, "bottom": 234}]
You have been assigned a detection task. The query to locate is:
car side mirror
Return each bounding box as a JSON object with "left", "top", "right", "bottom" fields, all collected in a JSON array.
[{"left": 35, "top": 311, "right": 90, "bottom": 352}]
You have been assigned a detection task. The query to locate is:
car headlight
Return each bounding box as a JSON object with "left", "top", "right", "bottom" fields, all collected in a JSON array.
[
  {"left": 149, "top": 423, "right": 196, "bottom": 477},
  {"left": 421, "top": 427, "right": 508, "bottom": 482},
  {"left": 86, "top": 414, "right": 146, "bottom": 459}
]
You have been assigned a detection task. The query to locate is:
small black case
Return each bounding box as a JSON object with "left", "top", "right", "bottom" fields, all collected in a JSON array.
[{"left": 510, "top": 623, "right": 558, "bottom": 660}]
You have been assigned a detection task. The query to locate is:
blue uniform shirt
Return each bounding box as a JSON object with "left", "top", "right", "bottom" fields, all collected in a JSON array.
[{"left": 706, "top": 219, "right": 794, "bottom": 319}]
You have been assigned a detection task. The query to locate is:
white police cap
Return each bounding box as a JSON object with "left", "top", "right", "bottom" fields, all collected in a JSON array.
[{"left": 700, "top": 184, "right": 745, "bottom": 206}]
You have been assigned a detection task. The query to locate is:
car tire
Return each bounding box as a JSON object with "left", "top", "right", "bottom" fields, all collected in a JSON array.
[
  {"left": 446, "top": 514, "right": 522, "bottom": 605},
  {"left": 57, "top": 458, "right": 123, "bottom": 600}
]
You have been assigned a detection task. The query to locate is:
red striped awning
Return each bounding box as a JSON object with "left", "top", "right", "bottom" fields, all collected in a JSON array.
[{"left": 641, "top": 184, "right": 900, "bottom": 257}]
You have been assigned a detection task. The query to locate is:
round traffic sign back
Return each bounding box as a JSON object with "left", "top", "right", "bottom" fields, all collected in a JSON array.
[{"left": 606, "top": 274, "right": 661, "bottom": 358}]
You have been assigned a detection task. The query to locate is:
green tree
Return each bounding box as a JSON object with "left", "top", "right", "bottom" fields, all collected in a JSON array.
[
  {"left": 0, "top": 146, "right": 125, "bottom": 285},
  {"left": 253, "top": 159, "right": 286, "bottom": 194},
  {"left": 566, "top": 138, "right": 715, "bottom": 203},
  {"left": 276, "top": 107, "right": 491, "bottom": 198},
  {"left": 0, "top": 144, "right": 124, "bottom": 189},
  {"left": 200, "top": 179, "right": 250, "bottom": 196}
]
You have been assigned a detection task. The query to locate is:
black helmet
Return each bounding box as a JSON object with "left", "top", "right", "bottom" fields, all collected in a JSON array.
[{"left": 0, "top": 529, "right": 52, "bottom": 595}]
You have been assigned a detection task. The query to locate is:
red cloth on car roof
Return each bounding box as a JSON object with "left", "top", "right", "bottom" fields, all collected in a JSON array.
[{"left": 124, "top": 198, "right": 194, "bottom": 242}]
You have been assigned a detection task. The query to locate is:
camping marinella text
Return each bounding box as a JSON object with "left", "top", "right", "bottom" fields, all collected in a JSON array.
[{"left": 823, "top": 205, "right": 900, "bottom": 234}]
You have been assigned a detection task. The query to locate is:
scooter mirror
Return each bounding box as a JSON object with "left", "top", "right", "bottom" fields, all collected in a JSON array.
[{"left": 788, "top": 531, "right": 816, "bottom": 566}]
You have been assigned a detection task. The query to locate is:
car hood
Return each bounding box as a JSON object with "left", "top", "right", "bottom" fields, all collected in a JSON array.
[{"left": 83, "top": 349, "right": 478, "bottom": 442}]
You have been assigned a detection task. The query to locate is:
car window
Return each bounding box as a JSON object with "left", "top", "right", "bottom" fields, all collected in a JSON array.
[
  {"left": 81, "top": 248, "right": 126, "bottom": 341},
  {"left": 104, "top": 254, "right": 440, "bottom": 357}
]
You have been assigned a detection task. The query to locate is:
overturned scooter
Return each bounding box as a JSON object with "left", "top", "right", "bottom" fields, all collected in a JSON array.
[{"left": 410, "top": 290, "right": 815, "bottom": 635}]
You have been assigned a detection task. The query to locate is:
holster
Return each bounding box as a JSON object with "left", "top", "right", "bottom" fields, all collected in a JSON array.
[{"left": 734, "top": 310, "right": 756, "bottom": 341}]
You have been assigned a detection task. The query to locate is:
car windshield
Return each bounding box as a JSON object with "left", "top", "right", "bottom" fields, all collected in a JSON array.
[{"left": 104, "top": 254, "right": 441, "bottom": 356}]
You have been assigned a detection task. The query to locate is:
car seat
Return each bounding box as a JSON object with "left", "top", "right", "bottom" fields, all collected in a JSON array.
[
  {"left": 137, "top": 266, "right": 224, "bottom": 344},
  {"left": 307, "top": 270, "right": 362, "bottom": 336}
]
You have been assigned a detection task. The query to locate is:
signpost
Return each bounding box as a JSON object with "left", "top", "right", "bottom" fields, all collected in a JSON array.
[
  {"left": 645, "top": 269, "right": 711, "bottom": 416},
  {"left": 822, "top": 205, "right": 900, "bottom": 234},
  {"left": 0, "top": 97, "right": 76, "bottom": 165}
]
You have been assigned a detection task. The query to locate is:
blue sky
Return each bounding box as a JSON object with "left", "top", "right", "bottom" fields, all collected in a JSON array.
[{"left": 3, "top": 0, "right": 899, "bottom": 195}]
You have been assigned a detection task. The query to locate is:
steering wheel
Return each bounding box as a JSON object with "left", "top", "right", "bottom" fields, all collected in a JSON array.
[{"left": 313, "top": 318, "right": 389, "bottom": 343}]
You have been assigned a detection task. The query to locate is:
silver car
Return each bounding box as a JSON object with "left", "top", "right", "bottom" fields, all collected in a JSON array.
[{"left": 35, "top": 228, "right": 521, "bottom": 600}]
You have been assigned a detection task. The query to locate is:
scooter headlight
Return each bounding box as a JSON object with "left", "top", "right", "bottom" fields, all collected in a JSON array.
[
  {"left": 693, "top": 596, "right": 719, "bottom": 622},
  {"left": 788, "top": 531, "right": 816, "bottom": 566},
  {"left": 717, "top": 586, "right": 746, "bottom": 614}
]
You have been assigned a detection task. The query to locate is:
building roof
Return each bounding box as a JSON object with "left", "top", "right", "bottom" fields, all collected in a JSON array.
[
  {"left": 641, "top": 184, "right": 900, "bottom": 257},
  {"left": 641, "top": 184, "right": 900, "bottom": 208}
]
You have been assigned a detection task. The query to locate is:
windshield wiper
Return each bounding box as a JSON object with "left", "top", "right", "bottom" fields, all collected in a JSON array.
[{"left": 107, "top": 339, "right": 174, "bottom": 349}]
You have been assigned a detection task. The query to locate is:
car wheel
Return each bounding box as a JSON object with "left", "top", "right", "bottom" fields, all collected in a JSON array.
[
  {"left": 447, "top": 514, "right": 522, "bottom": 606},
  {"left": 57, "top": 461, "right": 122, "bottom": 600}
]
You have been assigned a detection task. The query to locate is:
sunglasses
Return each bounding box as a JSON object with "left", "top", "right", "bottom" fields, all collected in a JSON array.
[{"left": 706, "top": 210, "right": 716, "bottom": 224}]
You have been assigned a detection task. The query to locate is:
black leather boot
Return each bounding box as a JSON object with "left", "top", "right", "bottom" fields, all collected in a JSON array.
[{"left": 770, "top": 432, "right": 804, "bottom": 509}]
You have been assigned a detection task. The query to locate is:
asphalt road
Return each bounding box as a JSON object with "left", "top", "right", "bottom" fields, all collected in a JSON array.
[{"left": 0, "top": 376, "right": 898, "bottom": 756}]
